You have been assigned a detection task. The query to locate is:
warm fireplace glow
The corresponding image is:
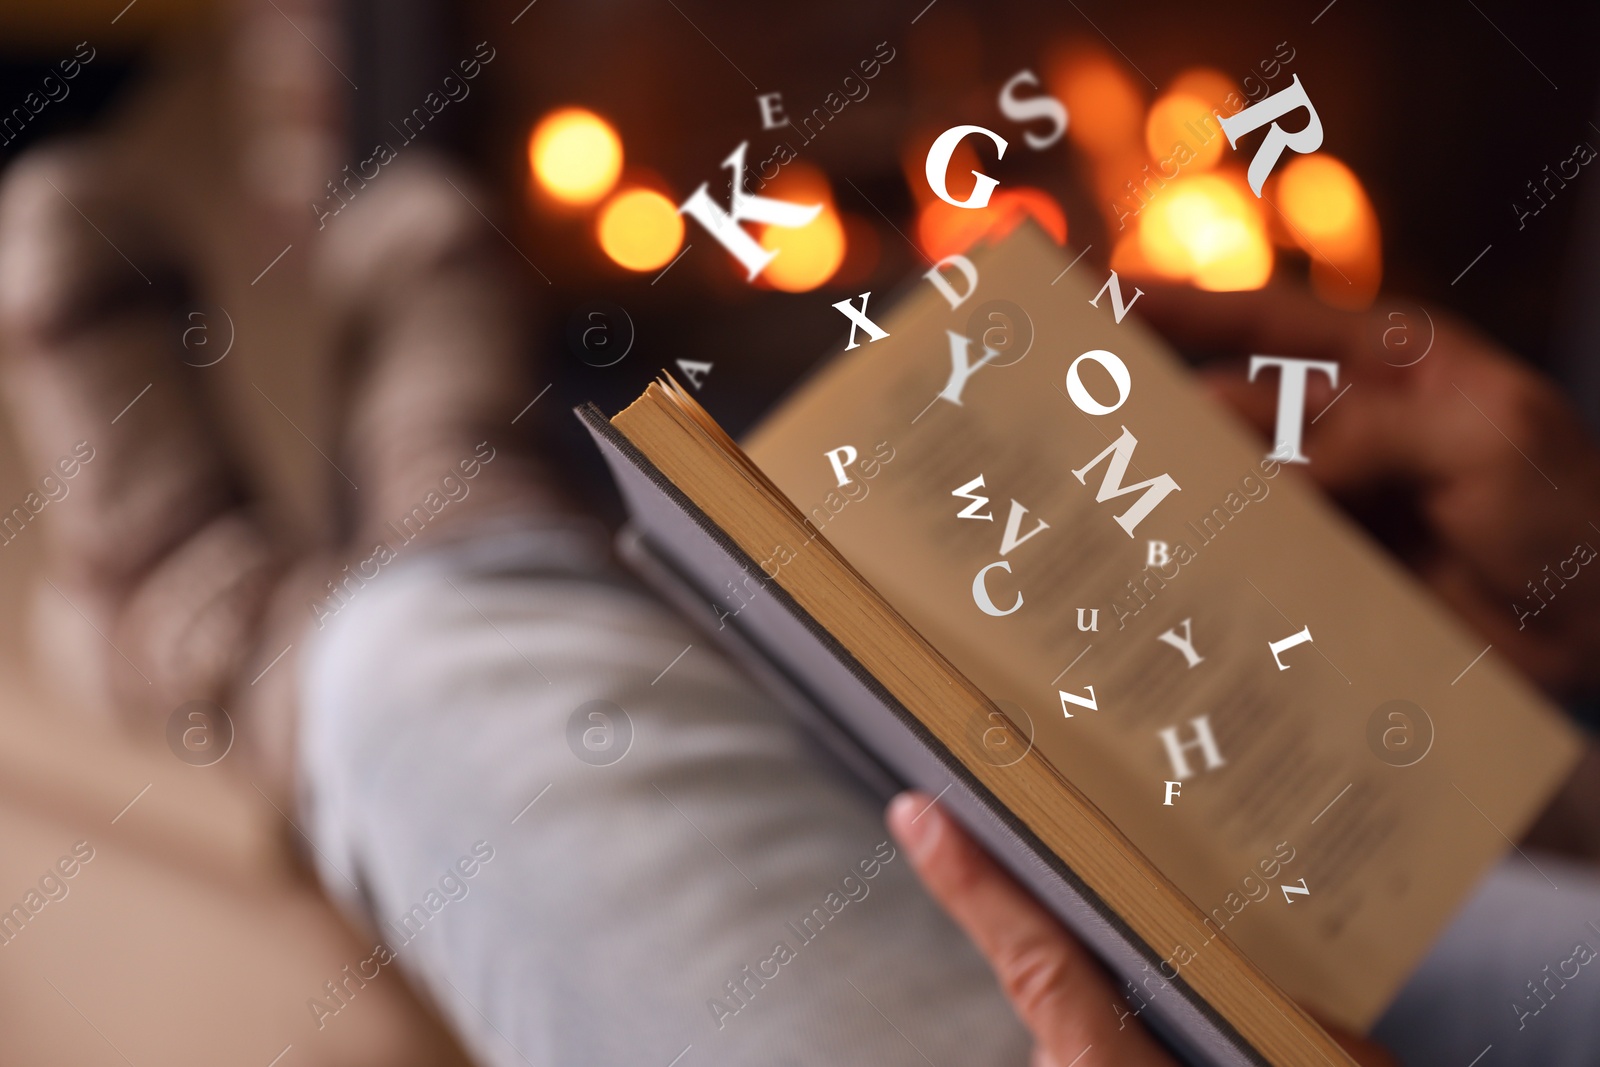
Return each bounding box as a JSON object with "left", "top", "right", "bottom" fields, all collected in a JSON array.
[
  {"left": 529, "top": 108, "right": 623, "bottom": 206},
  {"left": 597, "top": 187, "right": 684, "bottom": 271}
]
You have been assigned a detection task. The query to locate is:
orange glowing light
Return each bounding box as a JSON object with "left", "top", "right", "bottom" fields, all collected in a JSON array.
[
  {"left": 1145, "top": 92, "right": 1226, "bottom": 171},
  {"left": 1048, "top": 49, "right": 1144, "bottom": 159},
  {"left": 1274, "top": 154, "right": 1382, "bottom": 309},
  {"left": 916, "top": 187, "right": 1066, "bottom": 262},
  {"left": 1169, "top": 68, "right": 1238, "bottom": 113},
  {"left": 759, "top": 207, "right": 847, "bottom": 292},
  {"left": 597, "top": 188, "right": 684, "bottom": 271},
  {"left": 1137, "top": 173, "right": 1271, "bottom": 291},
  {"left": 529, "top": 108, "right": 622, "bottom": 205},
  {"left": 1278, "top": 155, "right": 1366, "bottom": 254}
]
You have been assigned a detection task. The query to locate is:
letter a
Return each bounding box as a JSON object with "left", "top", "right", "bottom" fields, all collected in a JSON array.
[
  {"left": 1217, "top": 75, "right": 1323, "bottom": 196},
  {"left": 675, "top": 359, "right": 713, "bottom": 390},
  {"left": 679, "top": 142, "right": 822, "bottom": 280},
  {"left": 1089, "top": 271, "right": 1145, "bottom": 324},
  {"left": 1071, "top": 427, "right": 1181, "bottom": 536},
  {"left": 1248, "top": 356, "right": 1338, "bottom": 464},
  {"left": 832, "top": 292, "right": 889, "bottom": 350},
  {"left": 1267, "top": 626, "right": 1313, "bottom": 670}
]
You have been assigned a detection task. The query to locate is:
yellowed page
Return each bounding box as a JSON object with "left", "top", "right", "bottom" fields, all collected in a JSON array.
[{"left": 744, "top": 224, "right": 1580, "bottom": 1029}]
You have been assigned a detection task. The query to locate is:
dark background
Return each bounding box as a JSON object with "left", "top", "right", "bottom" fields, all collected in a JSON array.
[{"left": 6, "top": 0, "right": 1599, "bottom": 497}]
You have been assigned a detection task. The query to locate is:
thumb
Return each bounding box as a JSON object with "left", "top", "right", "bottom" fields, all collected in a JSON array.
[{"left": 887, "top": 792, "right": 1174, "bottom": 1067}]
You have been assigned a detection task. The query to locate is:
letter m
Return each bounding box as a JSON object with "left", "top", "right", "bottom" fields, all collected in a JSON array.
[
  {"left": 0, "top": 905, "right": 30, "bottom": 939},
  {"left": 1089, "top": 270, "right": 1144, "bottom": 324},
  {"left": 1071, "top": 426, "right": 1180, "bottom": 537}
]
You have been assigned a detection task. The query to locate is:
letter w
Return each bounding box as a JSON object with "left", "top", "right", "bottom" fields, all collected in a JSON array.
[
  {"left": 832, "top": 292, "right": 889, "bottom": 349},
  {"left": 1071, "top": 427, "right": 1180, "bottom": 537},
  {"left": 952, "top": 475, "right": 993, "bottom": 521}
]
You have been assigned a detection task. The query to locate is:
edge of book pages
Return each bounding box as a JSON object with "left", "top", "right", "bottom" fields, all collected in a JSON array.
[{"left": 577, "top": 391, "right": 1356, "bottom": 1067}]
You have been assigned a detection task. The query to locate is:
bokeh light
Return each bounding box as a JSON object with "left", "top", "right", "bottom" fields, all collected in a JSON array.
[
  {"left": 1275, "top": 154, "right": 1382, "bottom": 308},
  {"left": 1048, "top": 48, "right": 1144, "bottom": 159},
  {"left": 597, "top": 187, "right": 684, "bottom": 271},
  {"left": 529, "top": 108, "right": 623, "bottom": 205},
  {"left": 759, "top": 207, "right": 847, "bottom": 292},
  {"left": 1137, "top": 173, "right": 1271, "bottom": 291},
  {"left": 917, "top": 187, "right": 1066, "bottom": 262},
  {"left": 1278, "top": 155, "right": 1367, "bottom": 255},
  {"left": 1145, "top": 92, "right": 1226, "bottom": 171}
]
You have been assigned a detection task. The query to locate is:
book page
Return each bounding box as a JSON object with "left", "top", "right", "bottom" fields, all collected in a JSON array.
[{"left": 743, "top": 224, "right": 1580, "bottom": 1029}]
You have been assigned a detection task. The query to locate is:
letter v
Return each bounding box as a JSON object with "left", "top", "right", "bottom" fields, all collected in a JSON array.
[{"left": 999, "top": 500, "right": 1049, "bottom": 555}]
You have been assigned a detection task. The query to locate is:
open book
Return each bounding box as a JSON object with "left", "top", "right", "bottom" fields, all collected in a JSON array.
[{"left": 577, "top": 224, "right": 1579, "bottom": 1067}]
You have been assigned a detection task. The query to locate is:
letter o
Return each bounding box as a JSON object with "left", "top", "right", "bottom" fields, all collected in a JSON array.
[
  {"left": 925, "top": 125, "right": 1008, "bottom": 209},
  {"left": 972, "top": 560, "right": 1023, "bottom": 616},
  {"left": 1065, "top": 349, "right": 1131, "bottom": 415}
]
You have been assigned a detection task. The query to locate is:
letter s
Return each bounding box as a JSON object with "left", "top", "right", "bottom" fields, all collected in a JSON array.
[{"left": 998, "top": 70, "right": 1068, "bottom": 150}]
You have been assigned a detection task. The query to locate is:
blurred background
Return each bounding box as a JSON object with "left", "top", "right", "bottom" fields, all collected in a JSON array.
[{"left": 0, "top": 0, "right": 1597, "bottom": 1062}]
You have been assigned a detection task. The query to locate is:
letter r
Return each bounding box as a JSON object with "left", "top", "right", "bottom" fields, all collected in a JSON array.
[{"left": 1217, "top": 75, "right": 1323, "bottom": 196}]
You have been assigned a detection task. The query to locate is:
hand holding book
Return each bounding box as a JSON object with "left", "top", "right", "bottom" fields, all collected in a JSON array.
[
  {"left": 888, "top": 790, "right": 1397, "bottom": 1067},
  {"left": 586, "top": 224, "right": 1584, "bottom": 1064}
]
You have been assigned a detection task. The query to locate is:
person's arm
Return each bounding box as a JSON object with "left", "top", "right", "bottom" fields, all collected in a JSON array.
[
  {"left": 886, "top": 792, "right": 1396, "bottom": 1067},
  {"left": 1138, "top": 283, "right": 1600, "bottom": 703}
]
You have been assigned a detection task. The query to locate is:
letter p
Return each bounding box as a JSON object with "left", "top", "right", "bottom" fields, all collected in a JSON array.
[{"left": 824, "top": 445, "right": 859, "bottom": 487}]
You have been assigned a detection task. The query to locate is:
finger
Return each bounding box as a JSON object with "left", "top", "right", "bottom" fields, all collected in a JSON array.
[
  {"left": 1320, "top": 1024, "right": 1400, "bottom": 1067},
  {"left": 887, "top": 793, "right": 1174, "bottom": 1067}
]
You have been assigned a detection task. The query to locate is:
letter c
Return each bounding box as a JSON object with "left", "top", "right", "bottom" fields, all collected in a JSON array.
[
  {"left": 925, "top": 125, "right": 1008, "bottom": 209},
  {"left": 973, "top": 560, "right": 1023, "bottom": 616}
]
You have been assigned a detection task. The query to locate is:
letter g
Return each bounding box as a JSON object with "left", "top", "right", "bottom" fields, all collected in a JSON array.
[{"left": 925, "top": 125, "right": 1008, "bottom": 209}]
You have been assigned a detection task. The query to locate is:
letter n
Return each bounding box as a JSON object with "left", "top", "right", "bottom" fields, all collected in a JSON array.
[{"left": 1089, "top": 270, "right": 1145, "bottom": 324}]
